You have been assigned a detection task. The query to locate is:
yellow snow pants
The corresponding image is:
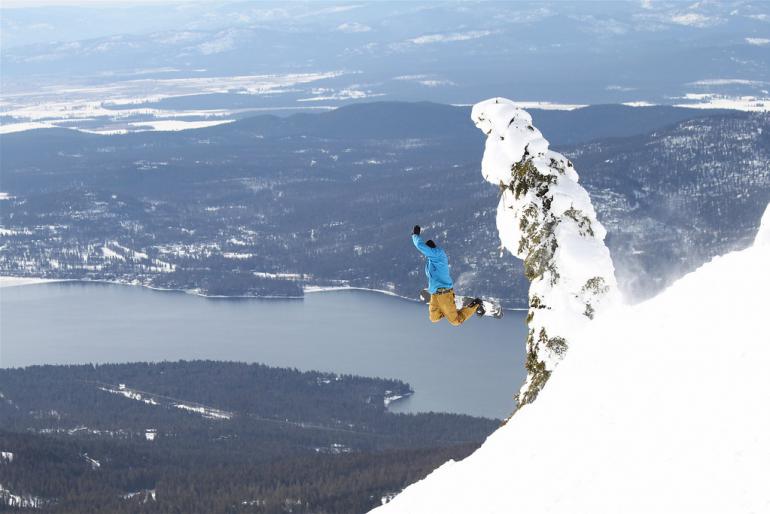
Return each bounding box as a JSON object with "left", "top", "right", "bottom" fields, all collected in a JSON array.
[{"left": 429, "top": 289, "right": 477, "bottom": 326}]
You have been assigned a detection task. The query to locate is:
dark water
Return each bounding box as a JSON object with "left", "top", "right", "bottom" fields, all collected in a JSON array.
[{"left": 0, "top": 282, "right": 527, "bottom": 419}]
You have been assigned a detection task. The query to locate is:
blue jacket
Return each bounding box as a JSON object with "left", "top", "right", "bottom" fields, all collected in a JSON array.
[{"left": 412, "top": 234, "right": 453, "bottom": 293}]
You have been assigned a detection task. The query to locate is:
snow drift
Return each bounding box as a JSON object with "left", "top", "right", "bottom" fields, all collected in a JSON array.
[
  {"left": 372, "top": 203, "right": 770, "bottom": 513},
  {"left": 471, "top": 98, "right": 617, "bottom": 406}
]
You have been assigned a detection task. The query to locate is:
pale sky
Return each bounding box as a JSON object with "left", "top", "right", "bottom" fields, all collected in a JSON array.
[{"left": 0, "top": 0, "right": 206, "bottom": 7}]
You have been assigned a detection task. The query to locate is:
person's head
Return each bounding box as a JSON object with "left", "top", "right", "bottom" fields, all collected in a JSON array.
[{"left": 426, "top": 240, "right": 436, "bottom": 248}]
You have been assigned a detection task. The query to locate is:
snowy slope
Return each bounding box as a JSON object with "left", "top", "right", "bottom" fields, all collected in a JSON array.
[{"left": 372, "top": 205, "right": 770, "bottom": 514}]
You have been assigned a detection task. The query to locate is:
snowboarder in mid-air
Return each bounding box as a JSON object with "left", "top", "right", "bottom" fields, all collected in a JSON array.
[{"left": 412, "top": 225, "right": 485, "bottom": 325}]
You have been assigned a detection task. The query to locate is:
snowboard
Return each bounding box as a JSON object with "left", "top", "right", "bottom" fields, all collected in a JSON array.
[{"left": 419, "top": 289, "right": 503, "bottom": 319}]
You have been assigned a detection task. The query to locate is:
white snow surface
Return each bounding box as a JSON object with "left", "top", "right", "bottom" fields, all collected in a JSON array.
[
  {"left": 0, "top": 483, "right": 44, "bottom": 509},
  {"left": 101, "top": 246, "right": 126, "bottom": 261},
  {"left": 99, "top": 386, "right": 158, "bottom": 406},
  {"left": 0, "top": 276, "right": 62, "bottom": 288},
  {"left": 0, "top": 121, "right": 57, "bottom": 134},
  {"left": 746, "top": 37, "right": 770, "bottom": 46},
  {"left": 372, "top": 209, "right": 770, "bottom": 514},
  {"left": 173, "top": 403, "right": 232, "bottom": 420},
  {"left": 674, "top": 93, "right": 769, "bottom": 112},
  {"left": 82, "top": 453, "right": 101, "bottom": 470},
  {"left": 126, "top": 119, "right": 234, "bottom": 131}
]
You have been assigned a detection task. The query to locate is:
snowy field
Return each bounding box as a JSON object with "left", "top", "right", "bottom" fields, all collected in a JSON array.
[
  {"left": 1, "top": 93, "right": 767, "bottom": 135},
  {"left": 0, "top": 71, "right": 348, "bottom": 135}
]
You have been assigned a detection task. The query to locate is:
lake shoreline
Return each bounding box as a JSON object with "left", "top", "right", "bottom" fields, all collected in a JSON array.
[
  {"left": 2, "top": 281, "right": 526, "bottom": 418},
  {"left": 0, "top": 275, "right": 528, "bottom": 311}
]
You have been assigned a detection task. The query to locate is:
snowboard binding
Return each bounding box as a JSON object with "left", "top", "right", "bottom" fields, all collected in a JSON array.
[{"left": 418, "top": 289, "right": 503, "bottom": 319}]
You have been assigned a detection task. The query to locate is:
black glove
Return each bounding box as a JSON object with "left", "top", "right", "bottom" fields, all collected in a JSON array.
[{"left": 413, "top": 225, "right": 421, "bottom": 235}]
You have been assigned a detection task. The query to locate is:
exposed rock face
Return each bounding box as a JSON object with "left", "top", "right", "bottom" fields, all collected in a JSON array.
[{"left": 472, "top": 98, "right": 618, "bottom": 407}]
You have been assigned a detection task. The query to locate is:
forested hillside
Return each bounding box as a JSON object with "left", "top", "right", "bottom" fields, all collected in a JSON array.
[
  {"left": 0, "top": 361, "right": 497, "bottom": 512},
  {"left": 1, "top": 103, "right": 767, "bottom": 304}
]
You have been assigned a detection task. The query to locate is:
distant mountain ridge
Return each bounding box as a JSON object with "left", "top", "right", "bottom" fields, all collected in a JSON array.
[
  {"left": 201, "top": 102, "right": 735, "bottom": 145},
  {"left": 2, "top": 101, "right": 732, "bottom": 145}
]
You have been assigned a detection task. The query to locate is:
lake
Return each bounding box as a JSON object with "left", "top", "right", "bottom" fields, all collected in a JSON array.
[{"left": 0, "top": 282, "right": 527, "bottom": 419}]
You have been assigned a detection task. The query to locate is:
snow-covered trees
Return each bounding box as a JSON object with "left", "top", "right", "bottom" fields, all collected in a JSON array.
[{"left": 471, "top": 98, "right": 617, "bottom": 407}]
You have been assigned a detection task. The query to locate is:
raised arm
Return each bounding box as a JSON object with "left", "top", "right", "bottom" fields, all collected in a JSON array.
[{"left": 412, "top": 233, "right": 438, "bottom": 257}]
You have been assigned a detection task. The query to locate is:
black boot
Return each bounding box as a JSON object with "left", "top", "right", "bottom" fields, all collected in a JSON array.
[{"left": 469, "top": 298, "right": 485, "bottom": 317}]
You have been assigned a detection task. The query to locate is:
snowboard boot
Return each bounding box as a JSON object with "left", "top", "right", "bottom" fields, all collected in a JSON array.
[{"left": 468, "top": 298, "right": 485, "bottom": 317}]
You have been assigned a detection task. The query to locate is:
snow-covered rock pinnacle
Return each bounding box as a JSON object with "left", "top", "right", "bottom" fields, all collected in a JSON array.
[{"left": 471, "top": 97, "right": 617, "bottom": 407}]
